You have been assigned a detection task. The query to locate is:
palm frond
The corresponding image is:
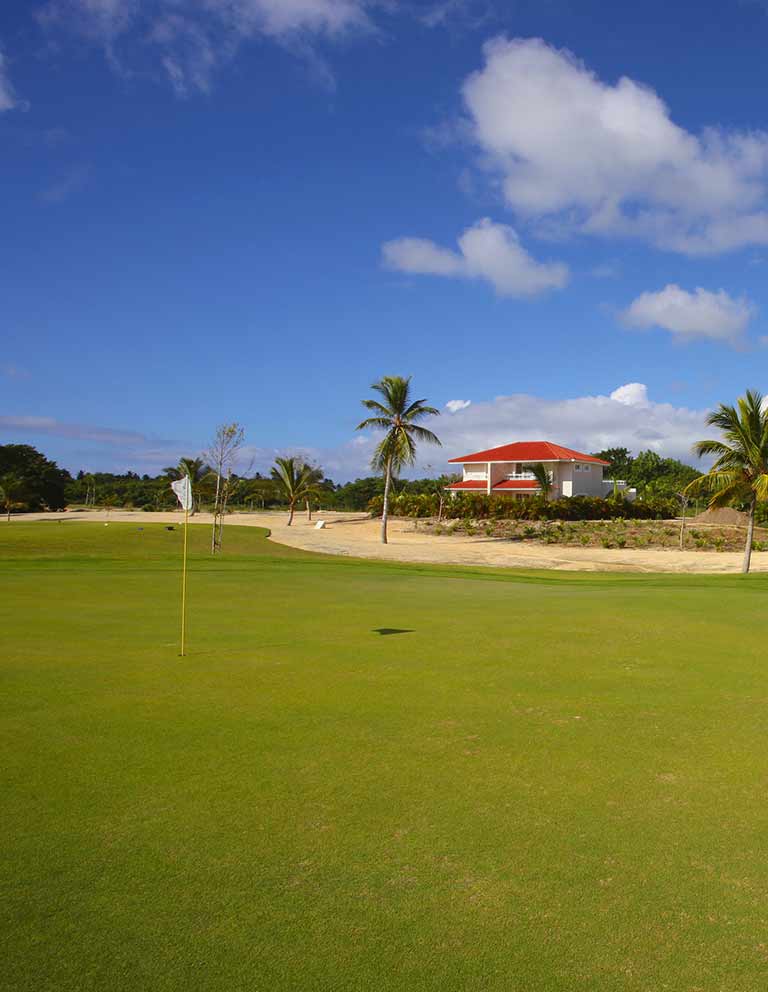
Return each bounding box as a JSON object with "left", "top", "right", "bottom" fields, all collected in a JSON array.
[
  {"left": 405, "top": 425, "right": 442, "bottom": 446},
  {"left": 523, "top": 463, "right": 553, "bottom": 494},
  {"left": 360, "top": 399, "right": 392, "bottom": 416},
  {"left": 402, "top": 399, "right": 441, "bottom": 421},
  {"left": 356, "top": 417, "right": 393, "bottom": 431}
]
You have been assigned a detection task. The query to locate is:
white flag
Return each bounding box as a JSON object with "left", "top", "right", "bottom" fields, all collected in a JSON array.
[{"left": 171, "top": 476, "right": 193, "bottom": 511}]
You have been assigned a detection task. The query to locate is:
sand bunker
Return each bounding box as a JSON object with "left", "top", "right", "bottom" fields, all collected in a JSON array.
[{"left": 12, "top": 508, "right": 765, "bottom": 574}]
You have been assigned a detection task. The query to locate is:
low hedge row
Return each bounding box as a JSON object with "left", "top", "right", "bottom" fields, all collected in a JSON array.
[{"left": 367, "top": 492, "right": 679, "bottom": 521}]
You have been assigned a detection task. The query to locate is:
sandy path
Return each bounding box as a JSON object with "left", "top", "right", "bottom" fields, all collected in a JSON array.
[{"left": 10, "top": 509, "right": 766, "bottom": 574}]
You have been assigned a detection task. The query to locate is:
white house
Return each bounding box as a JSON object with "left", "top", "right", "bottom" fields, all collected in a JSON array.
[{"left": 445, "top": 441, "right": 635, "bottom": 500}]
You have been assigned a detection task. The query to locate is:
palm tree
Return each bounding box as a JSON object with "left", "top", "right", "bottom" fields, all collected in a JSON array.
[
  {"left": 303, "top": 465, "right": 324, "bottom": 521},
  {"left": 271, "top": 457, "right": 323, "bottom": 526},
  {"left": 0, "top": 473, "right": 27, "bottom": 521},
  {"left": 356, "top": 376, "right": 441, "bottom": 544},
  {"left": 524, "top": 463, "right": 553, "bottom": 500},
  {"left": 685, "top": 389, "right": 768, "bottom": 574},
  {"left": 164, "top": 457, "right": 213, "bottom": 515}
]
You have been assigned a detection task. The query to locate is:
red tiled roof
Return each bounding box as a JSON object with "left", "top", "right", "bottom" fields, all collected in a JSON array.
[
  {"left": 491, "top": 479, "right": 540, "bottom": 490},
  {"left": 448, "top": 441, "right": 610, "bottom": 465},
  {"left": 445, "top": 479, "right": 541, "bottom": 492},
  {"left": 445, "top": 480, "right": 487, "bottom": 490}
]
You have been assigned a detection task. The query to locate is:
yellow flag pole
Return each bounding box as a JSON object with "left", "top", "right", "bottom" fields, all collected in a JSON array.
[{"left": 180, "top": 503, "right": 189, "bottom": 657}]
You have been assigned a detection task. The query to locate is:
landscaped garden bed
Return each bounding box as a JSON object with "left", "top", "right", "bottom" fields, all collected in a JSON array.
[{"left": 422, "top": 516, "right": 768, "bottom": 552}]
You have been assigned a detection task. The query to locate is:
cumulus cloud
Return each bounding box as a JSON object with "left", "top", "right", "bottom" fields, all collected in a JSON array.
[
  {"left": 38, "top": 0, "right": 374, "bottom": 93},
  {"left": 383, "top": 218, "right": 569, "bottom": 297},
  {"left": 416, "top": 384, "right": 710, "bottom": 469},
  {"left": 620, "top": 284, "right": 754, "bottom": 344},
  {"left": 609, "top": 383, "right": 649, "bottom": 406},
  {"left": 446, "top": 399, "right": 471, "bottom": 412},
  {"left": 460, "top": 37, "right": 768, "bottom": 255}
]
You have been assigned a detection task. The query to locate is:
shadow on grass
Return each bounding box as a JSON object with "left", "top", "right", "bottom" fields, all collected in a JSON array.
[{"left": 373, "top": 628, "right": 414, "bottom": 636}]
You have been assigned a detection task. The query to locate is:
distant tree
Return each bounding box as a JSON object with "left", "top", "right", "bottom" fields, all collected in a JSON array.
[
  {"left": 356, "top": 376, "right": 441, "bottom": 544},
  {"left": 593, "top": 446, "right": 633, "bottom": 480},
  {"left": 0, "top": 445, "right": 69, "bottom": 510},
  {"left": 685, "top": 389, "right": 768, "bottom": 574},
  {"left": 524, "top": 462, "right": 553, "bottom": 499},
  {"left": 271, "top": 457, "right": 323, "bottom": 526},
  {"left": 0, "top": 473, "right": 27, "bottom": 521},
  {"left": 332, "top": 476, "right": 384, "bottom": 510},
  {"left": 243, "top": 477, "right": 282, "bottom": 509}
]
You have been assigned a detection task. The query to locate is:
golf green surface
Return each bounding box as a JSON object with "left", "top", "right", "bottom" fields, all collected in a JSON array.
[{"left": 3, "top": 521, "right": 768, "bottom": 991}]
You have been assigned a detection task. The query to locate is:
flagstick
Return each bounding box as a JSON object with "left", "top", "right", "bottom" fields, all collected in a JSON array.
[{"left": 180, "top": 503, "right": 189, "bottom": 657}]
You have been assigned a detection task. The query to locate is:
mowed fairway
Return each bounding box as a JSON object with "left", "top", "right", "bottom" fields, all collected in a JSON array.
[{"left": 3, "top": 522, "right": 768, "bottom": 991}]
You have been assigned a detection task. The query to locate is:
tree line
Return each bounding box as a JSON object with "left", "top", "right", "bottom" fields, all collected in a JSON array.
[{"left": 3, "top": 380, "right": 768, "bottom": 571}]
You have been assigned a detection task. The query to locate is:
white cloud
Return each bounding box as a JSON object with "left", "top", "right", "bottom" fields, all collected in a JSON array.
[
  {"left": 257, "top": 383, "right": 713, "bottom": 480},
  {"left": 460, "top": 37, "right": 768, "bottom": 255},
  {"left": 38, "top": 164, "right": 91, "bottom": 204},
  {"left": 0, "top": 50, "right": 19, "bottom": 111},
  {"left": 591, "top": 262, "right": 620, "bottom": 279},
  {"left": 620, "top": 284, "right": 754, "bottom": 344},
  {"left": 383, "top": 217, "right": 569, "bottom": 297},
  {"left": 38, "top": 0, "right": 374, "bottom": 93},
  {"left": 610, "top": 383, "right": 648, "bottom": 406},
  {"left": 419, "top": 0, "right": 497, "bottom": 29},
  {"left": 446, "top": 399, "right": 471, "bottom": 412},
  {"left": 418, "top": 384, "right": 710, "bottom": 469},
  {"left": 0, "top": 414, "right": 158, "bottom": 445}
]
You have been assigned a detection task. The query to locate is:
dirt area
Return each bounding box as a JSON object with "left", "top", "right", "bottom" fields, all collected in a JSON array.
[
  {"left": 691, "top": 507, "right": 749, "bottom": 526},
  {"left": 9, "top": 507, "right": 766, "bottom": 574}
]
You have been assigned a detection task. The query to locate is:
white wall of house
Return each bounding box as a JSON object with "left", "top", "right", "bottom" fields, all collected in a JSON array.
[
  {"left": 462, "top": 463, "right": 487, "bottom": 481},
  {"left": 555, "top": 462, "right": 604, "bottom": 497},
  {"left": 459, "top": 459, "right": 607, "bottom": 498}
]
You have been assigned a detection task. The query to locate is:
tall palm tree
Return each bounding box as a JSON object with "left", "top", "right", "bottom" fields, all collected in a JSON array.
[
  {"left": 164, "top": 457, "right": 213, "bottom": 515},
  {"left": 0, "top": 473, "right": 27, "bottom": 522},
  {"left": 271, "top": 457, "right": 323, "bottom": 526},
  {"left": 524, "top": 463, "right": 553, "bottom": 500},
  {"left": 685, "top": 389, "right": 768, "bottom": 574},
  {"left": 356, "top": 376, "right": 441, "bottom": 544}
]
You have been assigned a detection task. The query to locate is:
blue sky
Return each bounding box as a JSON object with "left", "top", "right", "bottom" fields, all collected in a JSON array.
[{"left": 3, "top": 0, "right": 768, "bottom": 479}]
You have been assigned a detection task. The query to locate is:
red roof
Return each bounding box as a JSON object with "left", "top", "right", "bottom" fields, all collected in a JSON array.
[
  {"left": 446, "top": 480, "right": 487, "bottom": 490},
  {"left": 448, "top": 441, "right": 609, "bottom": 465},
  {"left": 491, "top": 479, "right": 540, "bottom": 491},
  {"left": 445, "top": 479, "right": 540, "bottom": 492}
]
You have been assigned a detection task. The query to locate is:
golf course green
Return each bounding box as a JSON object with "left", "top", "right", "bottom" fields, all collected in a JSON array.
[{"left": 2, "top": 521, "right": 768, "bottom": 991}]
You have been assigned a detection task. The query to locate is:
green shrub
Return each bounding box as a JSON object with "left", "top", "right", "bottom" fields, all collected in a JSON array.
[{"left": 369, "top": 491, "right": 678, "bottom": 523}]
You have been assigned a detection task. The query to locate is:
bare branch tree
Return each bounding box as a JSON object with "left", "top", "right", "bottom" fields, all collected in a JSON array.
[{"left": 205, "top": 423, "right": 245, "bottom": 554}]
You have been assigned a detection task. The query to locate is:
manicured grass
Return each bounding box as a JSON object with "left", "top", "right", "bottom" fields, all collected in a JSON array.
[{"left": 3, "top": 521, "right": 768, "bottom": 991}]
